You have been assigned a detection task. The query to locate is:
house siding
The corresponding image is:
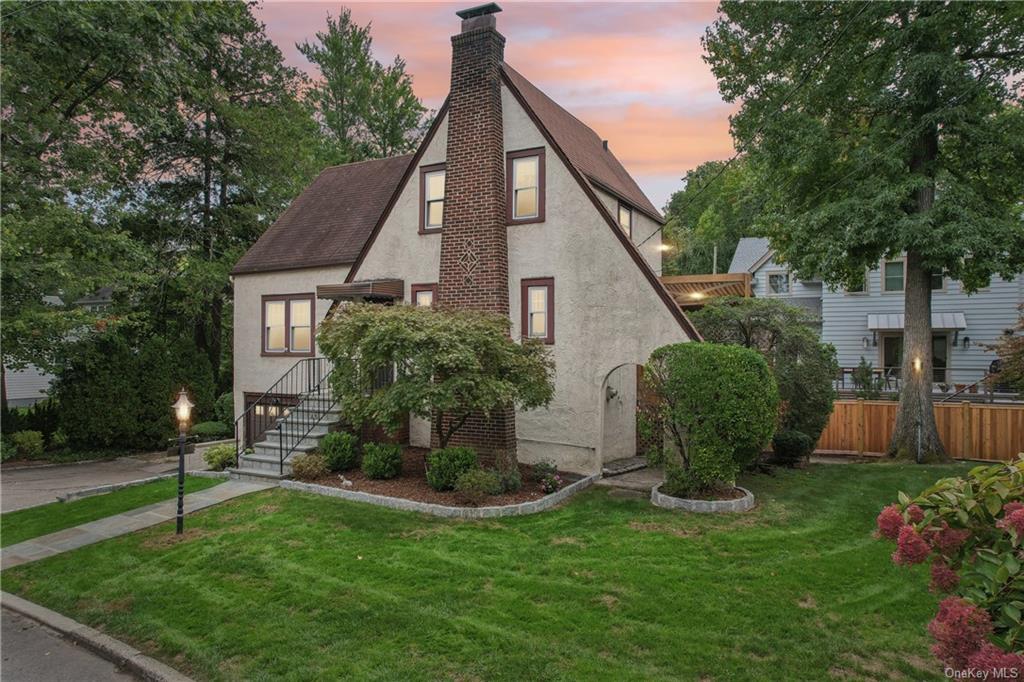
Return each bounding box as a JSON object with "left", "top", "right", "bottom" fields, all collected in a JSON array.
[
  {"left": 750, "top": 253, "right": 822, "bottom": 318},
  {"left": 3, "top": 364, "right": 53, "bottom": 407},
  {"left": 231, "top": 265, "right": 350, "bottom": 424}
]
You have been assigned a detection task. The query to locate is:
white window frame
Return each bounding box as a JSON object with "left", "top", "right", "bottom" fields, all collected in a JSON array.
[{"left": 766, "top": 271, "right": 792, "bottom": 296}]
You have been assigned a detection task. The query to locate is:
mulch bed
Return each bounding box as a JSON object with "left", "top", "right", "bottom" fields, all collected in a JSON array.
[{"left": 306, "top": 447, "right": 581, "bottom": 507}]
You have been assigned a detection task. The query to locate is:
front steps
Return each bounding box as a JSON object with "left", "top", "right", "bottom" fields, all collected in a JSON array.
[
  {"left": 601, "top": 456, "right": 647, "bottom": 477},
  {"left": 228, "top": 394, "right": 344, "bottom": 481}
]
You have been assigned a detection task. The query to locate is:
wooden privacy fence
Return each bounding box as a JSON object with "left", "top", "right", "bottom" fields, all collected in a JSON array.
[{"left": 817, "top": 399, "right": 1024, "bottom": 462}]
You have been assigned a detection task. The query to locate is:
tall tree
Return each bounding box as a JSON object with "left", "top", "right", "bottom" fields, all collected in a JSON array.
[
  {"left": 704, "top": 2, "right": 1024, "bottom": 462},
  {"left": 662, "top": 158, "right": 762, "bottom": 275},
  {"left": 299, "top": 7, "right": 426, "bottom": 164}
]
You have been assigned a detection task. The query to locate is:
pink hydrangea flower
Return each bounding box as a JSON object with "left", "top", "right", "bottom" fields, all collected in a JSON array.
[
  {"left": 929, "top": 559, "right": 959, "bottom": 593},
  {"left": 928, "top": 522, "right": 970, "bottom": 555},
  {"left": 966, "top": 644, "right": 1024, "bottom": 678},
  {"left": 996, "top": 508, "right": 1024, "bottom": 536},
  {"left": 906, "top": 504, "right": 925, "bottom": 523},
  {"left": 876, "top": 504, "right": 904, "bottom": 540},
  {"left": 928, "top": 597, "right": 992, "bottom": 669},
  {"left": 892, "top": 525, "right": 931, "bottom": 566},
  {"left": 1003, "top": 501, "right": 1024, "bottom": 515}
]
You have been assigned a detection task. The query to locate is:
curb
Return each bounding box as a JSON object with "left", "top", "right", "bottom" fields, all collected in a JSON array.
[
  {"left": 56, "top": 470, "right": 229, "bottom": 503},
  {"left": 280, "top": 474, "right": 598, "bottom": 518},
  {"left": 651, "top": 485, "right": 756, "bottom": 513},
  {"left": 1, "top": 592, "right": 195, "bottom": 682}
]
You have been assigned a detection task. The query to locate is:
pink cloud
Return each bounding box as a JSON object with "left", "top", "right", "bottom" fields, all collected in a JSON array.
[{"left": 256, "top": 1, "right": 733, "bottom": 206}]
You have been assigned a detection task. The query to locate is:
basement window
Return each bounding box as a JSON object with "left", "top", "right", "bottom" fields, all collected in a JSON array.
[
  {"left": 507, "top": 148, "right": 545, "bottom": 224},
  {"left": 411, "top": 283, "right": 437, "bottom": 308},
  {"left": 262, "top": 294, "right": 315, "bottom": 356}
]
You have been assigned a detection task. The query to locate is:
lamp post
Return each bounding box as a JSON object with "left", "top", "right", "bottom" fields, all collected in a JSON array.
[{"left": 172, "top": 388, "right": 194, "bottom": 535}]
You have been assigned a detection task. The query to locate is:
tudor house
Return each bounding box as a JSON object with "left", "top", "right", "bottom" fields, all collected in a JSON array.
[
  {"left": 729, "top": 237, "right": 1023, "bottom": 395},
  {"left": 229, "top": 4, "right": 698, "bottom": 477}
]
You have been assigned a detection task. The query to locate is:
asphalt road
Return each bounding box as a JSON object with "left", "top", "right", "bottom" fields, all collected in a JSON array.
[{"left": 1, "top": 608, "right": 138, "bottom": 682}]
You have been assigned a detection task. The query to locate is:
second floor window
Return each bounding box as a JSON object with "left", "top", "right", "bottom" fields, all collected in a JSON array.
[
  {"left": 420, "top": 164, "right": 445, "bottom": 231},
  {"left": 618, "top": 203, "right": 633, "bottom": 238},
  {"left": 883, "top": 260, "right": 904, "bottom": 292},
  {"left": 263, "top": 294, "right": 314, "bottom": 355},
  {"left": 768, "top": 272, "right": 790, "bottom": 295},
  {"left": 507, "top": 148, "right": 545, "bottom": 223}
]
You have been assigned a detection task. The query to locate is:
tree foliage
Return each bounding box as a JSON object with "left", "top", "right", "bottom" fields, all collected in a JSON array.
[
  {"left": 662, "top": 159, "right": 762, "bottom": 275},
  {"left": 318, "top": 304, "right": 555, "bottom": 451},
  {"left": 689, "top": 297, "right": 838, "bottom": 442},
  {"left": 298, "top": 7, "right": 427, "bottom": 164},
  {"left": 986, "top": 305, "right": 1024, "bottom": 392},
  {"left": 703, "top": 2, "right": 1024, "bottom": 461}
]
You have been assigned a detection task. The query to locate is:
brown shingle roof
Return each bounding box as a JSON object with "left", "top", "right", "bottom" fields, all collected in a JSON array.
[
  {"left": 502, "top": 64, "right": 663, "bottom": 222},
  {"left": 231, "top": 154, "right": 413, "bottom": 275}
]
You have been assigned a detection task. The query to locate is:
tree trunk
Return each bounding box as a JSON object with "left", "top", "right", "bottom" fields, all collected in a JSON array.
[{"left": 889, "top": 250, "right": 947, "bottom": 461}]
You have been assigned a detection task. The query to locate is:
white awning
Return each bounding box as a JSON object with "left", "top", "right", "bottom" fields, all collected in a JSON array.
[{"left": 867, "top": 312, "right": 967, "bottom": 331}]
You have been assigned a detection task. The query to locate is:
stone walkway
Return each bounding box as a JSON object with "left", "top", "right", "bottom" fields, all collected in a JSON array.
[{"left": 1, "top": 480, "right": 273, "bottom": 570}]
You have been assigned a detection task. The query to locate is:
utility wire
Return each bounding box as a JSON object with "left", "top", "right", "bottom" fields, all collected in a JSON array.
[{"left": 638, "top": 1, "right": 872, "bottom": 250}]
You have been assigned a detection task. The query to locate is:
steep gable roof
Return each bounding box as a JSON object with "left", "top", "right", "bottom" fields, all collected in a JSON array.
[
  {"left": 728, "top": 237, "right": 771, "bottom": 273},
  {"left": 502, "top": 64, "right": 663, "bottom": 223},
  {"left": 232, "top": 154, "right": 413, "bottom": 276}
]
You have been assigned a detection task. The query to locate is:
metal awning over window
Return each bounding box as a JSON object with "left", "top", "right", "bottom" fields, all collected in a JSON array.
[
  {"left": 867, "top": 312, "right": 967, "bottom": 331},
  {"left": 317, "top": 279, "right": 404, "bottom": 301}
]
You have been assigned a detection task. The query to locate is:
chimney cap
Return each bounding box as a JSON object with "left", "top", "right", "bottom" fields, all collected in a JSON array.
[{"left": 456, "top": 3, "right": 502, "bottom": 20}]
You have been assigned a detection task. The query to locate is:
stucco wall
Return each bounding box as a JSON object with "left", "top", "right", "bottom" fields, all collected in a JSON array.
[
  {"left": 600, "top": 364, "right": 638, "bottom": 463},
  {"left": 593, "top": 187, "right": 664, "bottom": 276},
  {"left": 231, "top": 265, "right": 349, "bottom": 421}
]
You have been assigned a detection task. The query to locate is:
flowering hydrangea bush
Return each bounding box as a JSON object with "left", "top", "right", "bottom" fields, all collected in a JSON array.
[
  {"left": 876, "top": 455, "right": 1024, "bottom": 674},
  {"left": 539, "top": 472, "right": 563, "bottom": 494}
]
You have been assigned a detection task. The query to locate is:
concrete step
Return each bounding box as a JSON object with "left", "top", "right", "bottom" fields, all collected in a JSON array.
[
  {"left": 263, "top": 422, "right": 334, "bottom": 440},
  {"left": 252, "top": 438, "right": 319, "bottom": 456},
  {"left": 237, "top": 456, "right": 292, "bottom": 476},
  {"left": 601, "top": 456, "right": 648, "bottom": 477},
  {"left": 227, "top": 467, "right": 287, "bottom": 483}
]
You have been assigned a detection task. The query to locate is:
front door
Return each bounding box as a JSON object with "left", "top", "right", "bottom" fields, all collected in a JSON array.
[{"left": 880, "top": 334, "right": 948, "bottom": 383}]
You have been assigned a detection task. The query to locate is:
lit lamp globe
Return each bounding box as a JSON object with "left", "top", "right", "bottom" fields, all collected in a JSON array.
[{"left": 173, "top": 389, "right": 194, "bottom": 429}]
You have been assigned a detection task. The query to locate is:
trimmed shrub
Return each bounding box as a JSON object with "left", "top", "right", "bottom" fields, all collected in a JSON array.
[
  {"left": 771, "top": 430, "right": 814, "bottom": 467},
  {"left": 203, "top": 443, "right": 236, "bottom": 471},
  {"left": 497, "top": 465, "right": 522, "bottom": 493},
  {"left": 291, "top": 452, "right": 328, "bottom": 481},
  {"left": 531, "top": 459, "right": 557, "bottom": 481},
  {"left": 361, "top": 442, "right": 402, "bottom": 480},
  {"left": 426, "top": 446, "right": 478, "bottom": 491},
  {"left": 11, "top": 430, "right": 44, "bottom": 459},
  {"left": 320, "top": 432, "right": 358, "bottom": 472},
  {"left": 539, "top": 472, "right": 564, "bottom": 494},
  {"left": 214, "top": 392, "right": 234, "bottom": 425},
  {"left": 192, "top": 421, "right": 232, "bottom": 441},
  {"left": 645, "top": 342, "right": 778, "bottom": 493},
  {"left": 455, "top": 468, "right": 502, "bottom": 505}
]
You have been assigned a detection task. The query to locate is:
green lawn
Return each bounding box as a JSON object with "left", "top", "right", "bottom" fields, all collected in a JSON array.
[
  {"left": 1, "top": 463, "right": 969, "bottom": 681},
  {"left": 1, "top": 475, "right": 223, "bottom": 547}
]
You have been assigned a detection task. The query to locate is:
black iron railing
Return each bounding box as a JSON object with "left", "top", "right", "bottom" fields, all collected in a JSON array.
[{"left": 234, "top": 358, "right": 335, "bottom": 471}]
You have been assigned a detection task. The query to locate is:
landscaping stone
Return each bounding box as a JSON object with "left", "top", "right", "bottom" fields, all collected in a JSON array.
[
  {"left": 650, "top": 485, "right": 755, "bottom": 513},
  {"left": 280, "top": 473, "right": 599, "bottom": 519}
]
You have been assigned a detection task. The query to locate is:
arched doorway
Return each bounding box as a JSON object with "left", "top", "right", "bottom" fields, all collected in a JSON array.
[{"left": 597, "top": 363, "right": 642, "bottom": 465}]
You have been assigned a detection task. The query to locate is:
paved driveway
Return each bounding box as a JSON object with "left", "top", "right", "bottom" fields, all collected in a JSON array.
[{"left": 1, "top": 449, "right": 213, "bottom": 513}]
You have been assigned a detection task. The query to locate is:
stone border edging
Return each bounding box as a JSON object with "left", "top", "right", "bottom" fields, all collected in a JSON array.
[
  {"left": 280, "top": 474, "right": 598, "bottom": 518},
  {"left": 651, "top": 485, "right": 755, "bottom": 513},
  {"left": 1, "top": 591, "right": 195, "bottom": 682},
  {"left": 56, "top": 471, "right": 229, "bottom": 503}
]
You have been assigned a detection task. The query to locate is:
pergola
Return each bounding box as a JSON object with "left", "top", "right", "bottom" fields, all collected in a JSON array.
[{"left": 659, "top": 273, "right": 753, "bottom": 310}]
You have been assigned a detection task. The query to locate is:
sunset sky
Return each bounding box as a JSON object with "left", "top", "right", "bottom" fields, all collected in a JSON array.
[{"left": 256, "top": 1, "right": 737, "bottom": 210}]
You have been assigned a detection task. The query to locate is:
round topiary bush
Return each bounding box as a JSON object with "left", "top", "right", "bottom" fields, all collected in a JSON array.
[
  {"left": 645, "top": 342, "right": 779, "bottom": 495},
  {"left": 192, "top": 420, "right": 232, "bottom": 441},
  {"left": 319, "top": 432, "right": 359, "bottom": 472},
  {"left": 455, "top": 468, "right": 502, "bottom": 505},
  {"left": 203, "top": 443, "right": 236, "bottom": 472},
  {"left": 361, "top": 442, "right": 403, "bottom": 480},
  {"left": 291, "top": 452, "right": 328, "bottom": 481},
  {"left": 425, "top": 446, "right": 479, "bottom": 491},
  {"left": 771, "top": 429, "right": 814, "bottom": 467}
]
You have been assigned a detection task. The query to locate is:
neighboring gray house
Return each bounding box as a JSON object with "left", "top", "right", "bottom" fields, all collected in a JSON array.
[{"left": 730, "top": 237, "right": 1022, "bottom": 389}]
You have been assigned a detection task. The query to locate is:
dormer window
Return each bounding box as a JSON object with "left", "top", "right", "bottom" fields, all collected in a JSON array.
[
  {"left": 506, "top": 148, "right": 545, "bottom": 224},
  {"left": 420, "top": 163, "right": 446, "bottom": 232},
  {"left": 617, "top": 203, "right": 633, "bottom": 238}
]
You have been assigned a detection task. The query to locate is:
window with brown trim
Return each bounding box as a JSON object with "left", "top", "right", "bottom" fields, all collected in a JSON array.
[
  {"left": 506, "top": 148, "right": 545, "bottom": 224},
  {"left": 262, "top": 293, "right": 315, "bottom": 356},
  {"left": 419, "top": 163, "right": 446, "bottom": 233},
  {"left": 521, "top": 277, "right": 554, "bottom": 344},
  {"left": 617, "top": 202, "right": 633, "bottom": 238},
  {"left": 410, "top": 283, "right": 438, "bottom": 308}
]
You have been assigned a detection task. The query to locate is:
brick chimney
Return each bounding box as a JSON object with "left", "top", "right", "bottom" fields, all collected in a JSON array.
[{"left": 434, "top": 3, "right": 516, "bottom": 462}]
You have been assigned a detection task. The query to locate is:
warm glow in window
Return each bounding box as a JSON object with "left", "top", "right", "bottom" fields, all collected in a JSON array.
[
  {"left": 290, "top": 299, "right": 311, "bottom": 352},
  {"left": 528, "top": 286, "right": 547, "bottom": 338},
  {"left": 415, "top": 289, "right": 434, "bottom": 308},
  {"left": 618, "top": 204, "right": 632, "bottom": 237},
  {"left": 425, "top": 170, "right": 445, "bottom": 228},
  {"left": 265, "top": 301, "right": 286, "bottom": 351},
  {"left": 513, "top": 156, "right": 539, "bottom": 219}
]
